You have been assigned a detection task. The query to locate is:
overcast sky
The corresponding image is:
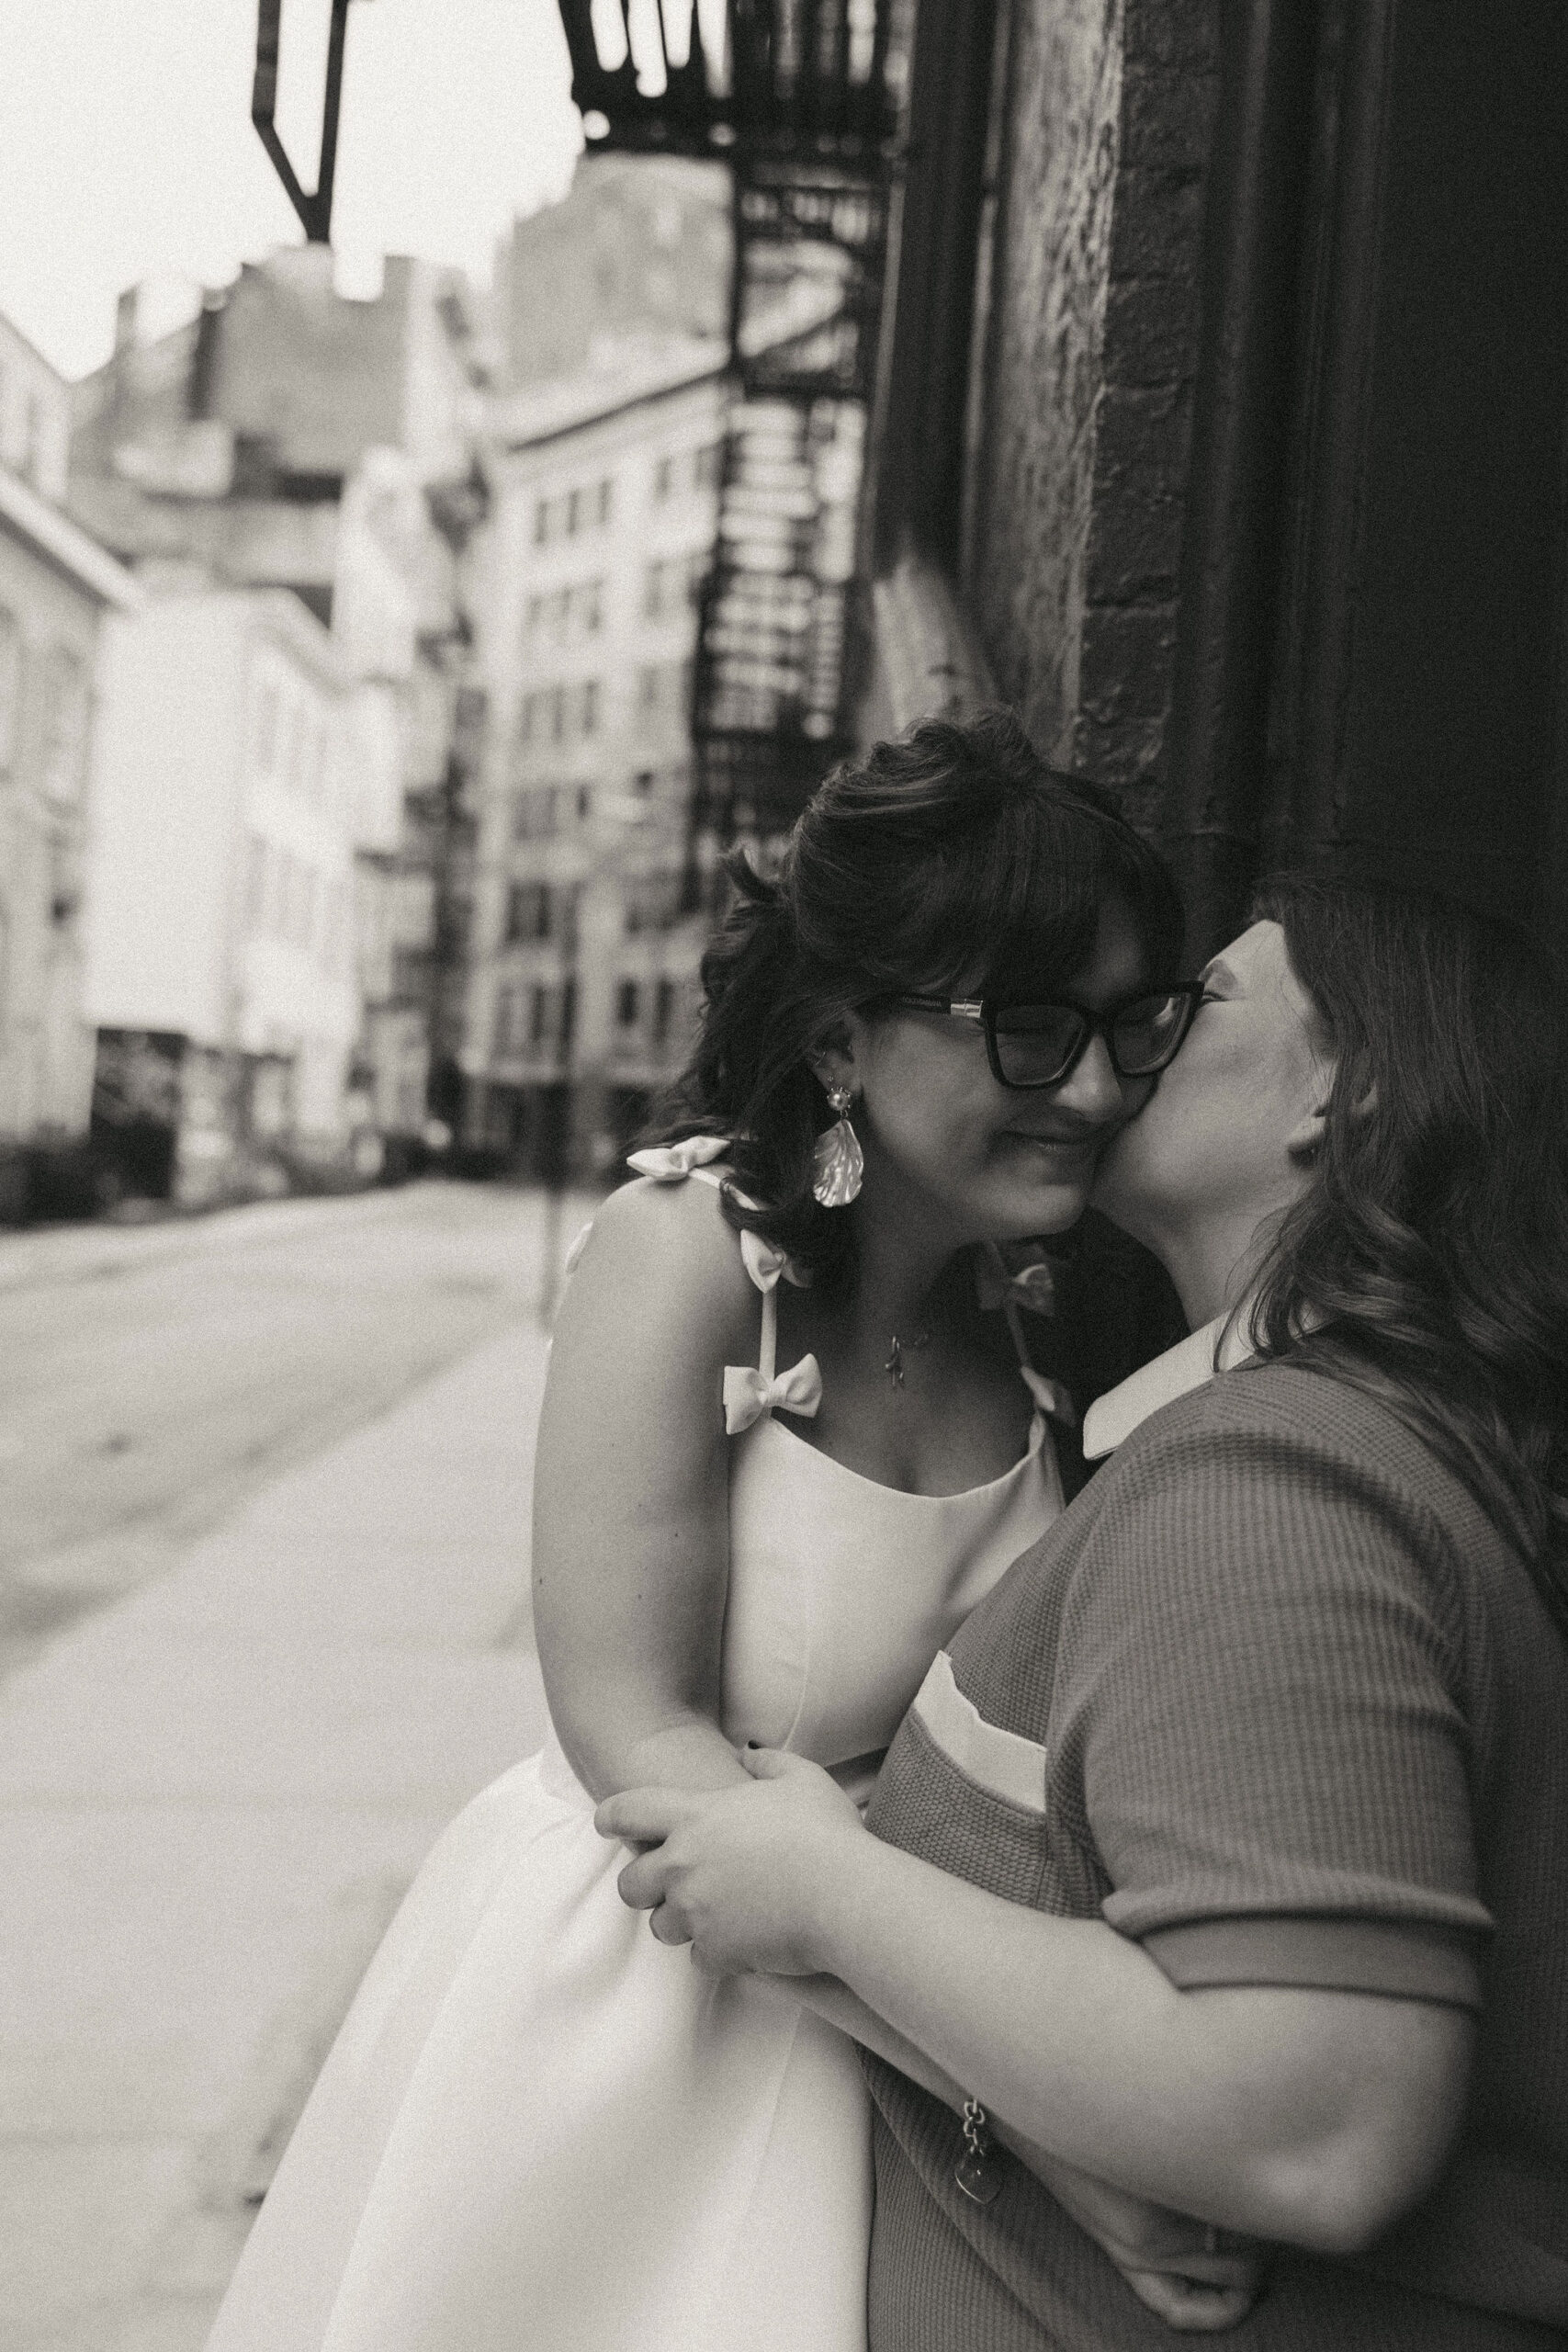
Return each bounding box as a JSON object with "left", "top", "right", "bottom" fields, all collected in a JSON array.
[{"left": 0, "top": 0, "right": 583, "bottom": 379}]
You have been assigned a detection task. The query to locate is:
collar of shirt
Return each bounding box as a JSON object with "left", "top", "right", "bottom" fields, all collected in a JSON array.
[{"left": 1080, "top": 1309, "right": 1259, "bottom": 1462}]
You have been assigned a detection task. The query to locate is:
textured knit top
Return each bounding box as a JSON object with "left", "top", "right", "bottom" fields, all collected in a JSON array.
[{"left": 863, "top": 1361, "right": 1568, "bottom": 2350}]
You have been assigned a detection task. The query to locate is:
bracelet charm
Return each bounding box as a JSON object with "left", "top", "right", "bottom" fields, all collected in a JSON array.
[{"left": 954, "top": 2097, "right": 1002, "bottom": 2206}]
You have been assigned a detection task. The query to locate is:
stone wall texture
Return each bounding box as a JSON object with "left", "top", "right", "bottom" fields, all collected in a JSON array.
[{"left": 964, "top": 0, "right": 1220, "bottom": 833}]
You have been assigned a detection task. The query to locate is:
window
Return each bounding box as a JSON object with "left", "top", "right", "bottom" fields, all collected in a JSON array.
[
  {"left": 581, "top": 679, "right": 600, "bottom": 738},
  {"left": 653, "top": 977, "right": 676, "bottom": 1046},
  {"left": 596, "top": 478, "right": 614, "bottom": 525},
  {"left": 254, "top": 680, "right": 279, "bottom": 771},
  {"left": 492, "top": 984, "right": 522, "bottom": 1057},
  {"left": 643, "top": 561, "right": 665, "bottom": 620},
  {"left": 281, "top": 699, "right": 303, "bottom": 790},
  {"left": 695, "top": 440, "right": 724, "bottom": 490},
  {"left": 653, "top": 456, "right": 673, "bottom": 502},
  {"left": 23, "top": 393, "right": 45, "bottom": 488},
  {"left": 533, "top": 496, "right": 551, "bottom": 546},
  {"left": 632, "top": 768, "right": 655, "bottom": 798},
  {"left": 576, "top": 785, "right": 592, "bottom": 820},
  {"left": 504, "top": 882, "right": 551, "bottom": 944},
  {"left": 513, "top": 787, "right": 558, "bottom": 842},
  {"left": 41, "top": 648, "right": 86, "bottom": 804},
  {"left": 528, "top": 985, "right": 549, "bottom": 1047},
  {"left": 584, "top": 579, "right": 604, "bottom": 633},
  {"left": 244, "top": 834, "right": 268, "bottom": 932},
  {"left": 276, "top": 855, "right": 312, "bottom": 948},
  {"left": 525, "top": 593, "right": 543, "bottom": 639},
  {"left": 321, "top": 880, "right": 348, "bottom": 973},
  {"left": 615, "top": 978, "right": 640, "bottom": 1028},
  {"left": 566, "top": 486, "right": 583, "bottom": 537},
  {"left": 517, "top": 691, "right": 537, "bottom": 746},
  {"left": 547, "top": 685, "right": 566, "bottom": 744},
  {"left": 0, "top": 606, "right": 19, "bottom": 771},
  {"left": 637, "top": 665, "right": 660, "bottom": 713}
]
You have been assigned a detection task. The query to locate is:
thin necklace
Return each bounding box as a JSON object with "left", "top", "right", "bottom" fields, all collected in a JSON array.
[{"left": 884, "top": 1330, "right": 931, "bottom": 1386}]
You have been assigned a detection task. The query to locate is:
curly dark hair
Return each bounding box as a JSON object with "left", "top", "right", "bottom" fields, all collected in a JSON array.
[
  {"left": 1247, "top": 875, "right": 1568, "bottom": 1642},
  {"left": 647, "top": 708, "right": 1184, "bottom": 1291}
]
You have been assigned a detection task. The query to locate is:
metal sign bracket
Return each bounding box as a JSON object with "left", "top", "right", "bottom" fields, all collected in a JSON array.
[{"left": 252, "top": 0, "right": 353, "bottom": 244}]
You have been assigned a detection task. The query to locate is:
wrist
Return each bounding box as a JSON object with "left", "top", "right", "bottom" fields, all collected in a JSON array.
[
  {"left": 588, "top": 1714, "right": 749, "bottom": 1802},
  {"left": 801, "top": 1812, "right": 878, "bottom": 1978}
]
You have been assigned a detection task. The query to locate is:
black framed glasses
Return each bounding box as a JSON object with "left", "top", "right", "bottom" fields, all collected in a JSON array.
[{"left": 889, "top": 984, "right": 1206, "bottom": 1091}]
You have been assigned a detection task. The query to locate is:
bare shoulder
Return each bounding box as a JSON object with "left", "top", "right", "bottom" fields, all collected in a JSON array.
[{"left": 553, "top": 1172, "right": 760, "bottom": 1372}]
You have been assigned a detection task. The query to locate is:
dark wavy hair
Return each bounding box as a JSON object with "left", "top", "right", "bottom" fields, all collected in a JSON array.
[
  {"left": 1247, "top": 875, "right": 1568, "bottom": 1641},
  {"left": 648, "top": 708, "right": 1184, "bottom": 1290}
]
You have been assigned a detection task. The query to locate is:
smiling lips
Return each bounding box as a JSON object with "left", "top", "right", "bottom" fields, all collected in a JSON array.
[
  {"left": 1006, "top": 1128, "right": 1104, "bottom": 1166},
  {"left": 1005, "top": 1125, "right": 1106, "bottom": 1154}
]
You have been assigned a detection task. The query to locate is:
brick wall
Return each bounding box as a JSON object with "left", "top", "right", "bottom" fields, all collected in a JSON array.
[{"left": 964, "top": 0, "right": 1219, "bottom": 833}]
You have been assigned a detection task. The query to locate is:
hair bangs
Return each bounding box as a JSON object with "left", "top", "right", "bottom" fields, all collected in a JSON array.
[{"left": 941, "top": 789, "right": 1183, "bottom": 1004}]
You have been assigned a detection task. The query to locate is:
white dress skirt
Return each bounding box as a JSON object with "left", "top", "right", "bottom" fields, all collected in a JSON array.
[{"left": 206, "top": 1159, "right": 1062, "bottom": 2352}]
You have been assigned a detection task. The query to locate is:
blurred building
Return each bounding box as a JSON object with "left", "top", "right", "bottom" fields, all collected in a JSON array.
[
  {"left": 68, "top": 250, "right": 492, "bottom": 1178},
  {"left": 83, "top": 589, "right": 360, "bottom": 1204},
  {"left": 465, "top": 336, "right": 728, "bottom": 1176},
  {"left": 0, "top": 312, "right": 137, "bottom": 1220},
  {"left": 499, "top": 155, "right": 730, "bottom": 389},
  {"left": 72, "top": 249, "right": 488, "bottom": 500}
]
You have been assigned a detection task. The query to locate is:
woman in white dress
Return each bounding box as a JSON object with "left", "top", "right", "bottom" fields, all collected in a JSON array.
[{"left": 205, "top": 709, "right": 1201, "bottom": 2351}]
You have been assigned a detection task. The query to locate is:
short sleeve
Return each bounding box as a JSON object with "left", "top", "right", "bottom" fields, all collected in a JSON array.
[{"left": 1055, "top": 1383, "right": 1493, "bottom": 2008}]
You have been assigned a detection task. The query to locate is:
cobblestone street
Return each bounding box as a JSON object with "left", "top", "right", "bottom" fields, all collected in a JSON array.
[{"left": 0, "top": 1183, "right": 584, "bottom": 2350}]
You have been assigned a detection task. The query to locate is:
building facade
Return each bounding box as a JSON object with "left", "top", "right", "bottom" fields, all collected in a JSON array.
[
  {"left": 499, "top": 154, "right": 730, "bottom": 390},
  {"left": 0, "top": 313, "right": 137, "bottom": 1219},
  {"left": 464, "top": 340, "right": 728, "bottom": 1175},
  {"left": 68, "top": 250, "right": 492, "bottom": 1170},
  {"left": 83, "top": 589, "right": 361, "bottom": 1203}
]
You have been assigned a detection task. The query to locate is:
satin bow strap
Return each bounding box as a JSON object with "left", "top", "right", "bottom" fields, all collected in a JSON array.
[
  {"left": 1020, "top": 1364, "right": 1078, "bottom": 1428},
  {"left": 739, "top": 1228, "right": 810, "bottom": 1292},
  {"left": 975, "top": 1250, "right": 1057, "bottom": 1316},
  {"left": 724, "top": 1353, "right": 823, "bottom": 1434},
  {"left": 626, "top": 1136, "right": 729, "bottom": 1182}
]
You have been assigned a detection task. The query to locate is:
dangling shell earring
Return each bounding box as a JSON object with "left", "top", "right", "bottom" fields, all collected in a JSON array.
[{"left": 812, "top": 1082, "right": 863, "bottom": 1207}]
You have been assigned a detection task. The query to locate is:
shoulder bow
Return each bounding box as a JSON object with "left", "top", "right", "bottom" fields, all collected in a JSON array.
[
  {"left": 739, "top": 1227, "right": 810, "bottom": 1292},
  {"left": 1020, "top": 1364, "right": 1077, "bottom": 1427},
  {"left": 723, "top": 1353, "right": 824, "bottom": 1434},
  {"left": 975, "top": 1250, "right": 1057, "bottom": 1316},
  {"left": 626, "top": 1135, "right": 730, "bottom": 1182}
]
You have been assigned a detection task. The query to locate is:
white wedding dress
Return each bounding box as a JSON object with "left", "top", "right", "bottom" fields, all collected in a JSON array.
[{"left": 206, "top": 1147, "right": 1063, "bottom": 2352}]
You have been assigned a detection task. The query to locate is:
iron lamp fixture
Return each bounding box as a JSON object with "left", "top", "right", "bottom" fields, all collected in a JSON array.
[{"left": 252, "top": 0, "right": 363, "bottom": 243}]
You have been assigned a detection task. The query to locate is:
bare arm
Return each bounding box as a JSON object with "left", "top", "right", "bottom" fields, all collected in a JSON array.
[
  {"left": 602, "top": 1759, "right": 1473, "bottom": 2255},
  {"left": 798, "top": 1825, "right": 1471, "bottom": 2254},
  {"left": 531, "top": 1179, "right": 759, "bottom": 1801},
  {"left": 791, "top": 1974, "right": 1269, "bottom": 2331}
]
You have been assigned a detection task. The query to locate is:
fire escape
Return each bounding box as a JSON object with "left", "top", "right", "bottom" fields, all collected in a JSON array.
[{"left": 555, "top": 1, "right": 903, "bottom": 886}]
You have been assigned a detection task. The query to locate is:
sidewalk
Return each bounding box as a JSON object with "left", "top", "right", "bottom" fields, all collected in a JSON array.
[{"left": 0, "top": 1317, "right": 556, "bottom": 2352}]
